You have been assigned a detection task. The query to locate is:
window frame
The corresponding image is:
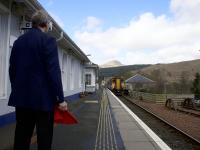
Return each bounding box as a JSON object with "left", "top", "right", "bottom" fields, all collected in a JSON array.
[{"left": 85, "top": 73, "right": 92, "bottom": 86}]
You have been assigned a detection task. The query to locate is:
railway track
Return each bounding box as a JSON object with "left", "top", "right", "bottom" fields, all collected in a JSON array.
[
  {"left": 176, "top": 107, "right": 200, "bottom": 117},
  {"left": 118, "top": 96, "right": 200, "bottom": 150}
]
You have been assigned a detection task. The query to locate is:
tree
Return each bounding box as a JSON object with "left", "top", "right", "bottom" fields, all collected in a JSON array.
[
  {"left": 121, "top": 71, "right": 133, "bottom": 80},
  {"left": 150, "top": 69, "right": 166, "bottom": 93},
  {"left": 191, "top": 73, "right": 200, "bottom": 99},
  {"left": 172, "top": 82, "right": 180, "bottom": 94},
  {"left": 179, "top": 71, "right": 189, "bottom": 93}
]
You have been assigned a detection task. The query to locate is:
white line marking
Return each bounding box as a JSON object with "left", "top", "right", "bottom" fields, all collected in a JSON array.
[{"left": 107, "top": 89, "right": 172, "bottom": 150}]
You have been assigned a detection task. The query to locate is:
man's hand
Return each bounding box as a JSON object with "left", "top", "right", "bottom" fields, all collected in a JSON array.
[{"left": 58, "top": 101, "right": 68, "bottom": 111}]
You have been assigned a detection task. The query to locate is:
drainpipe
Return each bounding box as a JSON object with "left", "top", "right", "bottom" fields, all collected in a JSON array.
[{"left": 56, "top": 31, "right": 63, "bottom": 42}]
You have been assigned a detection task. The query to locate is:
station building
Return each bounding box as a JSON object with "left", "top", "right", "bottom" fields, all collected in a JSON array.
[
  {"left": 0, "top": 0, "right": 97, "bottom": 126},
  {"left": 84, "top": 62, "right": 99, "bottom": 93}
]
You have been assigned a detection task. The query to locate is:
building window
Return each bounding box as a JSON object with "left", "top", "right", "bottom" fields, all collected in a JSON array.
[{"left": 85, "top": 74, "right": 91, "bottom": 85}]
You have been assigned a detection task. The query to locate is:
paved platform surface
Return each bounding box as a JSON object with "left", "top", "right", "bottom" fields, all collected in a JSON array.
[
  {"left": 0, "top": 123, "right": 15, "bottom": 150},
  {"left": 0, "top": 90, "right": 124, "bottom": 150},
  {"left": 94, "top": 89, "right": 125, "bottom": 150},
  {"left": 106, "top": 89, "right": 170, "bottom": 150},
  {"left": 0, "top": 89, "right": 170, "bottom": 150},
  {"left": 0, "top": 93, "right": 101, "bottom": 150},
  {"left": 31, "top": 93, "right": 101, "bottom": 150}
]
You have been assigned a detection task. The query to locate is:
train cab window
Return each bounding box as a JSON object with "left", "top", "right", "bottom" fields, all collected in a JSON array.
[{"left": 85, "top": 74, "right": 91, "bottom": 85}]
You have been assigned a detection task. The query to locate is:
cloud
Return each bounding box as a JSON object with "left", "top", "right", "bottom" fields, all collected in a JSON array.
[
  {"left": 170, "top": 0, "right": 200, "bottom": 23},
  {"left": 84, "top": 16, "right": 102, "bottom": 31},
  {"left": 49, "top": 12, "right": 65, "bottom": 28},
  {"left": 74, "top": 0, "right": 200, "bottom": 65}
]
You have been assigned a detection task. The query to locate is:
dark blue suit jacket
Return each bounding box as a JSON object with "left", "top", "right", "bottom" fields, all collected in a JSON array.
[{"left": 8, "top": 28, "right": 64, "bottom": 111}]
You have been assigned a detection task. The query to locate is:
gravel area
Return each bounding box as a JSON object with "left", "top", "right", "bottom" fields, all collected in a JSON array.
[{"left": 131, "top": 99, "right": 200, "bottom": 141}]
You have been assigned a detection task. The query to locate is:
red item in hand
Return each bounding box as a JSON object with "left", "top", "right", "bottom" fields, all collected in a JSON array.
[{"left": 54, "top": 106, "right": 78, "bottom": 124}]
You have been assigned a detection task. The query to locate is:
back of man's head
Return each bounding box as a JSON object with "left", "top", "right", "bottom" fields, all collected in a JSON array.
[{"left": 31, "top": 10, "right": 49, "bottom": 28}]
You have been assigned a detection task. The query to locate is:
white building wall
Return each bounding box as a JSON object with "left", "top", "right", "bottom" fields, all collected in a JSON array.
[
  {"left": 62, "top": 54, "right": 84, "bottom": 97},
  {"left": 58, "top": 47, "right": 63, "bottom": 68},
  {"left": 80, "top": 62, "right": 85, "bottom": 92},
  {"left": 59, "top": 49, "right": 68, "bottom": 92},
  {"left": 0, "top": 11, "right": 20, "bottom": 116},
  {"left": 0, "top": 2, "right": 87, "bottom": 117},
  {"left": 0, "top": 13, "right": 9, "bottom": 98},
  {"left": 58, "top": 50, "right": 85, "bottom": 97}
]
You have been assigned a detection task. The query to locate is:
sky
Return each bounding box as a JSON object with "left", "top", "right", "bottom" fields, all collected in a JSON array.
[{"left": 38, "top": 0, "right": 200, "bottom": 65}]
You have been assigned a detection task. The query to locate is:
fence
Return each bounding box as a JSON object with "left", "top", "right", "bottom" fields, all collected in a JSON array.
[{"left": 129, "top": 90, "right": 194, "bottom": 104}]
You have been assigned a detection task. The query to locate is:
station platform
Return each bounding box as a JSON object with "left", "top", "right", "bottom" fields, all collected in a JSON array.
[
  {"left": 0, "top": 89, "right": 171, "bottom": 150},
  {"left": 106, "top": 89, "right": 171, "bottom": 150}
]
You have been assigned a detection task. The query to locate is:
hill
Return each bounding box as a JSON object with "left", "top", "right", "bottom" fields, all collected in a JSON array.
[
  {"left": 99, "top": 64, "right": 151, "bottom": 77},
  {"left": 100, "top": 60, "right": 124, "bottom": 68},
  {"left": 100, "top": 59, "right": 200, "bottom": 94},
  {"left": 131, "top": 59, "right": 200, "bottom": 83}
]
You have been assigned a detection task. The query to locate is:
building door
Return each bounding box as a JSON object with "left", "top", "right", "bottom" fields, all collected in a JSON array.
[{"left": 0, "top": 12, "right": 8, "bottom": 98}]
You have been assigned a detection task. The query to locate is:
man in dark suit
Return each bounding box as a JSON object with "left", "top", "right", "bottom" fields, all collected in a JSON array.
[{"left": 8, "top": 11, "right": 68, "bottom": 150}]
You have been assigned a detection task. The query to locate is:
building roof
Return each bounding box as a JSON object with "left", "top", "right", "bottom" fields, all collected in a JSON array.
[
  {"left": 85, "top": 62, "right": 99, "bottom": 68},
  {"left": 125, "top": 74, "right": 155, "bottom": 84},
  {"left": 20, "top": 0, "right": 90, "bottom": 62}
]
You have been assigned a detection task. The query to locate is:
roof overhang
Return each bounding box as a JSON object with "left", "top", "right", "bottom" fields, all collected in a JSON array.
[{"left": 15, "top": 0, "right": 90, "bottom": 63}]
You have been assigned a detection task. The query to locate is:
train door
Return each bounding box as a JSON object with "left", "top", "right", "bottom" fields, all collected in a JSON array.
[{"left": 116, "top": 78, "right": 121, "bottom": 90}]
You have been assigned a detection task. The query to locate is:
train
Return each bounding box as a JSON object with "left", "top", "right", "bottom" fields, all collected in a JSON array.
[{"left": 107, "top": 77, "right": 128, "bottom": 96}]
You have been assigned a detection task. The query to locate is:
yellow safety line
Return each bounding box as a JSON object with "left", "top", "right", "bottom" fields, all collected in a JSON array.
[
  {"left": 94, "top": 89, "right": 119, "bottom": 150},
  {"left": 107, "top": 90, "right": 118, "bottom": 150}
]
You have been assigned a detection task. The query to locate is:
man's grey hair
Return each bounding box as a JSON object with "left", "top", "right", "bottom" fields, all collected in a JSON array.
[{"left": 31, "top": 10, "right": 49, "bottom": 28}]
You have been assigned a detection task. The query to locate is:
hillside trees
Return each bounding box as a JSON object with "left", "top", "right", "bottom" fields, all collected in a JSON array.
[
  {"left": 120, "top": 68, "right": 194, "bottom": 95},
  {"left": 149, "top": 69, "right": 166, "bottom": 93},
  {"left": 191, "top": 73, "right": 200, "bottom": 99},
  {"left": 179, "top": 71, "right": 191, "bottom": 94}
]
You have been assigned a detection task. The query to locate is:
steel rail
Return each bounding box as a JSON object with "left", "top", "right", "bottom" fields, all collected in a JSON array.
[{"left": 122, "top": 95, "right": 200, "bottom": 145}]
